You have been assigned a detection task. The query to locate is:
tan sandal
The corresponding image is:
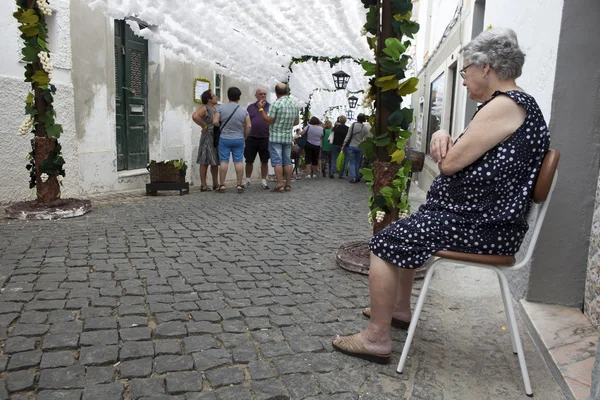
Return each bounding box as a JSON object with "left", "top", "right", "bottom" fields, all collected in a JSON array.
[
  {"left": 362, "top": 307, "right": 410, "bottom": 329},
  {"left": 332, "top": 333, "right": 391, "bottom": 364}
]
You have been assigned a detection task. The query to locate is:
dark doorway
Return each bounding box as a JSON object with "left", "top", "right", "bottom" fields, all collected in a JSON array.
[{"left": 114, "top": 20, "right": 149, "bottom": 171}]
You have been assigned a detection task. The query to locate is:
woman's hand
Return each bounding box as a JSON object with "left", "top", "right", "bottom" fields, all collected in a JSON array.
[{"left": 429, "top": 130, "right": 453, "bottom": 163}]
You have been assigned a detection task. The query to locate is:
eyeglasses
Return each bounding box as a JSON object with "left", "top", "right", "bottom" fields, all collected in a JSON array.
[
  {"left": 257, "top": 93, "right": 267, "bottom": 96},
  {"left": 460, "top": 63, "right": 474, "bottom": 79}
]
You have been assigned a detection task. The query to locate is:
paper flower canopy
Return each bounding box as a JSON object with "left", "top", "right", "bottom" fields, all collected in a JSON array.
[{"left": 83, "top": 0, "right": 375, "bottom": 107}]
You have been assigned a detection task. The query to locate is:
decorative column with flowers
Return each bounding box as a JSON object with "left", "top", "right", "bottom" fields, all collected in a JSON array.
[
  {"left": 7, "top": 0, "right": 91, "bottom": 219},
  {"left": 358, "top": 0, "right": 422, "bottom": 233},
  {"left": 336, "top": 0, "right": 425, "bottom": 275},
  {"left": 14, "top": 0, "right": 65, "bottom": 204}
]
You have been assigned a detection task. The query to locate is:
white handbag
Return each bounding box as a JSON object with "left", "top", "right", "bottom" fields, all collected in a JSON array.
[{"left": 328, "top": 129, "right": 335, "bottom": 144}]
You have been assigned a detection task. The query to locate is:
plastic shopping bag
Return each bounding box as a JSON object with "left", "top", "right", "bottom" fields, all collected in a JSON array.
[{"left": 336, "top": 152, "right": 345, "bottom": 173}]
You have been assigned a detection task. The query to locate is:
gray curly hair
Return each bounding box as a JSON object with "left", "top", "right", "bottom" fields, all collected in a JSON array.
[{"left": 461, "top": 28, "right": 525, "bottom": 80}]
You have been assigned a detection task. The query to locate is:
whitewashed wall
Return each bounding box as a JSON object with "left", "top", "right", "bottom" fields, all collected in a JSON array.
[
  {"left": 414, "top": 0, "right": 462, "bottom": 74},
  {"left": 0, "top": 0, "right": 257, "bottom": 204},
  {"left": 484, "top": 0, "right": 564, "bottom": 122},
  {"left": 429, "top": 0, "right": 461, "bottom": 51}
]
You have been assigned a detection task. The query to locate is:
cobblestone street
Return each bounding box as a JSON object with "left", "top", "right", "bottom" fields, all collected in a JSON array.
[{"left": 0, "top": 178, "right": 564, "bottom": 399}]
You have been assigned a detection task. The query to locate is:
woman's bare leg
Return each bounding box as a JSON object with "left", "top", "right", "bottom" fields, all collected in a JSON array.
[
  {"left": 234, "top": 162, "right": 243, "bottom": 186},
  {"left": 199, "top": 165, "right": 208, "bottom": 187},
  {"left": 359, "top": 253, "right": 399, "bottom": 353},
  {"left": 210, "top": 165, "right": 219, "bottom": 187},
  {"left": 334, "top": 253, "right": 413, "bottom": 354},
  {"left": 392, "top": 264, "right": 415, "bottom": 322},
  {"left": 219, "top": 162, "right": 229, "bottom": 186}
]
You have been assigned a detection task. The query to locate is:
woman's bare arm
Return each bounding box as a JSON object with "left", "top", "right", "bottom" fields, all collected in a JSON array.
[
  {"left": 192, "top": 106, "right": 207, "bottom": 128},
  {"left": 438, "top": 95, "right": 526, "bottom": 175},
  {"left": 244, "top": 115, "right": 252, "bottom": 138}
]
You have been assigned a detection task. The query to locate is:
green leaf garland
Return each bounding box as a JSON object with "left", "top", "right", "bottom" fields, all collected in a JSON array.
[{"left": 288, "top": 55, "right": 362, "bottom": 73}]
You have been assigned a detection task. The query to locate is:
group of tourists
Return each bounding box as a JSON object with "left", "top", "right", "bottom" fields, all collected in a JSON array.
[
  {"left": 193, "top": 82, "right": 372, "bottom": 193},
  {"left": 193, "top": 83, "right": 299, "bottom": 193},
  {"left": 293, "top": 113, "right": 371, "bottom": 183}
]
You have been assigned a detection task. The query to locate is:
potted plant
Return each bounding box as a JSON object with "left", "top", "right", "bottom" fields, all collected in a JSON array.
[
  {"left": 147, "top": 159, "right": 188, "bottom": 183},
  {"left": 146, "top": 159, "right": 189, "bottom": 196}
]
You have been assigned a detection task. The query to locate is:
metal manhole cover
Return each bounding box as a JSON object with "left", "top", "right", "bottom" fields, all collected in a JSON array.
[{"left": 336, "top": 240, "right": 428, "bottom": 279}]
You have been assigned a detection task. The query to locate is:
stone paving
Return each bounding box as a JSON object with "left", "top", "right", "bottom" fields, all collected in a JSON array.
[{"left": 0, "top": 177, "right": 565, "bottom": 399}]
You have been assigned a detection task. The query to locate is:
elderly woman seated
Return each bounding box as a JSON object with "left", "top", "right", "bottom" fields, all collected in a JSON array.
[{"left": 332, "top": 27, "right": 551, "bottom": 364}]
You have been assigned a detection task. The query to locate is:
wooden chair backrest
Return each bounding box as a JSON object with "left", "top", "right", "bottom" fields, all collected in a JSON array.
[{"left": 533, "top": 149, "right": 560, "bottom": 204}]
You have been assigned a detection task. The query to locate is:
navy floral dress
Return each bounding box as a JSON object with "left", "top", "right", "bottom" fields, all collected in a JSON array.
[{"left": 369, "top": 90, "right": 551, "bottom": 269}]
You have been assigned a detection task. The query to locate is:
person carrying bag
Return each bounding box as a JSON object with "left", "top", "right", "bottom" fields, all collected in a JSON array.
[
  {"left": 213, "top": 105, "right": 240, "bottom": 148},
  {"left": 301, "top": 118, "right": 324, "bottom": 178},
  {"left": 295, "top": 129, "right": 308, "bottom": 148},
  {"left": 329, "top": 115, "right": 349, "bottom": 178},
  {"left": 342, "top": 114, "right": 370, "bottom": 183}
]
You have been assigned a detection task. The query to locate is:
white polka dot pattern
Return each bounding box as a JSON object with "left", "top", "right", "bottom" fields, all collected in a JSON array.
[{"left": 370, "top": 90, "right": 551, "bottom": 269}]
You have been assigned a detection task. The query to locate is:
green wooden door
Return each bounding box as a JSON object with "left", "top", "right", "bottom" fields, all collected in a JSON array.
[{"left": 114, "top": 20, "right": 149, "bottom": 171}]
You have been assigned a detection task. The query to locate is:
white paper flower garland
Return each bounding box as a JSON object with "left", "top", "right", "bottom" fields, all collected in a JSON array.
[{"left": 82, "top": 0, "right": 373, "bottom": 87}]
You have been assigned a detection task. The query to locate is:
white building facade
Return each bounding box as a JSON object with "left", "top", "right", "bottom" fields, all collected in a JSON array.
[{"left": 0, "top": 0, "right": 259, "bottom": 205}]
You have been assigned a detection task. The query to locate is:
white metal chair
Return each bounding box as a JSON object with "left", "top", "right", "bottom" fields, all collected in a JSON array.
[{"left": 397, "top": 149, "right": 560, "bottom": 397}]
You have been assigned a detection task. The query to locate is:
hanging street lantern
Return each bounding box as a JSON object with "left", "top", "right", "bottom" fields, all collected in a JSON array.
[
  {"left": 332, "top": 70, "right": 351, "bottom": 90},
  {"left": 347, "top": 95, "right": 359, "bottom": 109},
  {"left": 346, "top": 110, "right": 354, "bottom": 120}
]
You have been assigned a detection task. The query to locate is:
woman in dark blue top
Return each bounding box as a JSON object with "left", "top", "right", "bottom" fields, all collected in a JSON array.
[{"left": 333, "top": 28, "right": 551, "bottom": 364}]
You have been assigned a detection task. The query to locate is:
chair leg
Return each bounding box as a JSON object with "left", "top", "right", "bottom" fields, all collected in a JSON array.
[
  {"left": 397, "top": 260, "right": 439, "bottom": 374},
  {"left": 496, "top": 270, "right": 533, "bottom": 396},
  {"left": 497, "top": 271, "right": 518, "bottom": 354}
]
